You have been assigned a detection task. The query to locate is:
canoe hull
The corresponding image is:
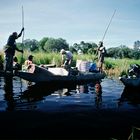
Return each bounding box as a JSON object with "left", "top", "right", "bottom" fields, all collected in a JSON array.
[
  {"left": 17, "top": 71, "right": 105, "bottom": 84},
  {"left": 120, "top": 77, "right": 140, "bottom": 88}
]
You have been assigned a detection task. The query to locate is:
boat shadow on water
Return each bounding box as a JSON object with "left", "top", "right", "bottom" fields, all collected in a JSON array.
[
  {"left": 21, "top": 81, "right": 101, "bottom": 102},
  {"left": 21, "top": 82, "right": 77, "bottom": 101}
]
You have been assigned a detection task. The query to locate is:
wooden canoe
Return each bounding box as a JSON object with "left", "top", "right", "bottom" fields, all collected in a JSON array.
[
  {"left": 16, "top": 66, "right": 105, "bottom": 83},
  {"left": 119, "top": 77, "right": 140, "bottom": 88}
]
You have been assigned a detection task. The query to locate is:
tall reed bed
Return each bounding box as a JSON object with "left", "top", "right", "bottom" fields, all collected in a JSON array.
[
  {"left": 16, "top": 51, "right": 62, "bottom": 66},
  {"left": 104, "top": 58, "right": 140, "bottom": 77},
  {"left": 1, "top": 51, "right": 140, "bottom": 77}
]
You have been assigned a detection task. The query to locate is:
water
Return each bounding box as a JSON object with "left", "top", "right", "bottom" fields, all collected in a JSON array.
[
  {"left": 0, "top": 76, "right": 140, "bottom": 112},
  {"left": 0, "top": 76, "right": 140, "bottom": 139}
]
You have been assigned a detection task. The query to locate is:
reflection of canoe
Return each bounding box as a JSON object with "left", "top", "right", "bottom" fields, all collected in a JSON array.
[
  {"left": 21, "top": 82, "right": 77, "bottom": 100},
  {"left": 16, "top": 66, "right": 105, "bottom": 83},
  {"left": 119, "top": 77, "right": 140, "bottom": 88}
]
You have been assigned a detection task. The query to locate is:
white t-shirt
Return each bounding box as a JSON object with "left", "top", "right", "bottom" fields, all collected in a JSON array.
[{"left": 65, "top": 51, "right": 73, "bottom": 60}]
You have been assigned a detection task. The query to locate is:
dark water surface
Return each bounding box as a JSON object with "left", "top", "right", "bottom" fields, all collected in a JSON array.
[{"left": 0, "top": 76, "right": 140, "bottom": 139}]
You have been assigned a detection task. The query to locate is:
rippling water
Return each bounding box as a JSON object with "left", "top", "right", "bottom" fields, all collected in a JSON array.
[{"left": 0, "top": 76, "right": 140, "bottom": 112}]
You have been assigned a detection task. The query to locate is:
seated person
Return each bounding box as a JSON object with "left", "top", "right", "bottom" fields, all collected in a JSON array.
[
  {"left": 24, "top": 55, "right": 35, "bottom": 73},
  {"left": 13, "top": 56, "right": 22, "bottom": 70},
  {"left": 128, "top": 64, "right": 140, "bottom": 78}
]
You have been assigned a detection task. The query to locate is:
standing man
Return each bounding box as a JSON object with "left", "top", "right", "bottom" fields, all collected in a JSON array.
[
  {"left": 97, "top": 41, "right": 106, "bottom": 73},
  {"left": 4, "top": 28, "right": 24, "bottom": 72}
]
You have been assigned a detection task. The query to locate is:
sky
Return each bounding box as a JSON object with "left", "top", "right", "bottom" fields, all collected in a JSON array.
[{"left": 0, "top": 0, "right": 140, "bottom": 50}]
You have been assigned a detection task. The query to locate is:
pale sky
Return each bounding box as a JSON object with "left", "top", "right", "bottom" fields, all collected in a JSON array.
[{"left": 0, "top": 0, "right": 140, "bottom": 50}]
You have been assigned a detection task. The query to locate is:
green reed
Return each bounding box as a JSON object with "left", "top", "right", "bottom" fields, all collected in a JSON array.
[{"left": 1, "top": 51, "right": 140, "bottom": 77}]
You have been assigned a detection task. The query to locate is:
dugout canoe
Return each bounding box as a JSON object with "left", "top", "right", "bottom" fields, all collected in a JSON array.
[
  {"left": 119, "top": 76, "right": 140, "bottom": 88},
  {"left": 16, "top": 65, "right": 105, "bottom": 83}
]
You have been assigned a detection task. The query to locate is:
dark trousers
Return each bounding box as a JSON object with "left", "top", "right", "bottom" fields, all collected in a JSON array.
[{"left": 4, "top": 53, "right": 13, "bottom": 71}]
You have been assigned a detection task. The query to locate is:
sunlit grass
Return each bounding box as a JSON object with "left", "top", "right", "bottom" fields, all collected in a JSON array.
[{"left": 1, "top": 51, "right": 140, "bottom": 77}]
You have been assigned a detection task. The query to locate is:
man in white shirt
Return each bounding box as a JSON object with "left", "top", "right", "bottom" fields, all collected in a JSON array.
[{"left": 60, "top": 49, "right": 73, "bottom": 67}]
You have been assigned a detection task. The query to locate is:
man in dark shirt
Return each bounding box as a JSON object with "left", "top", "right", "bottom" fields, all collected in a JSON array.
[{"left": 4, "top": 28, "right": 24, "bottom": 72}]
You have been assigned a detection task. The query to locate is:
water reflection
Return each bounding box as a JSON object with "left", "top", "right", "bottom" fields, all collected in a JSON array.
[
  {"left": 20, "top": 81, "right": 104, "bottom": 110},
  {"left": 4, "top": 75, "right": 15, "bottom": 111},
  {"left": 94, "top": 82, "right": 102, "bottom": 109},
  {"left": 3, "top": 77, "right": 137, "bottom": 111},
  {"left": 76, "top": 85, "right": 88, "bottom": 93},
  {"left": 21, "top": 82, "right": 77, "bottom": 101}
]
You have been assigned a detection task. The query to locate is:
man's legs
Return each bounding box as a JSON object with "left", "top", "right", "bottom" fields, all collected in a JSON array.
[{"left": 4, "top": 54, "right": 13, "bottom": 72}]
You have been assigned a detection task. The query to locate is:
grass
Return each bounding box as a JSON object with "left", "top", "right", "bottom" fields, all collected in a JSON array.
[{"left": 1, "top": 51, "right": 140, "bottom": 77}]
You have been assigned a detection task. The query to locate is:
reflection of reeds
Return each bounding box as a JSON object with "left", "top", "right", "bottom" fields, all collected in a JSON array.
[
  {"left": 128, "top": 126, "right": 140, "bottom": 140},
  {"left": 111, "top": 126, "right": 140, "bottom": 140}
]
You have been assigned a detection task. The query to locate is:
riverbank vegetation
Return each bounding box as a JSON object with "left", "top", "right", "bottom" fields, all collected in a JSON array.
[{"left": 0, "top": 37, "right": 140, "bottom": 77}]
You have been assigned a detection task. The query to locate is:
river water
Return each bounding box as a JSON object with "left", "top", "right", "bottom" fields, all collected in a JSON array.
[
  {"left": 0, "top": 76, "right": 139, "bottom": 111},
  {"left": 0, "top": 76, "right": 140, "bottom": 139}
]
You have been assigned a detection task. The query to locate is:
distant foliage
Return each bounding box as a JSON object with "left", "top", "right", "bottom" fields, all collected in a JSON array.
[
  {"left": 43, "top": 38, "right": 69, "bottom": 52},
  {"left": 0, "top": 52, "right": 4, "bottom": 70},
  {"left": 17, "top": 39, "right": 39, "bottom": 52},
  {"left": 70, "top": 41, "right": 98, "bottom": 54},
  {"left": 107, "top": 45, "right": 140, "bottom": 59},
  {"left": 15, "top": 37, "right": 140, "bottom": 60},
  {"left": 134, "top": 40, "right": 140, "bottom": 50}
]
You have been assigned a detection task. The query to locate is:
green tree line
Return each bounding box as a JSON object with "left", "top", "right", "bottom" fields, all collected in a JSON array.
[{"left": 15, "top": 37, "right": 140, "bottom": 59}]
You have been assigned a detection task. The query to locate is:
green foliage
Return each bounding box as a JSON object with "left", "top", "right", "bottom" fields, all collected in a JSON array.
[
  {"left": 15, "top": 36, "right": 140, "bottom": 60},
  {"left": 134, "top": 40, "right": 140, "bottom": 50},
  {"left": 43, "top": 38, "right": 69, "bottom": 52},
  {"left": 120, "top": 70, "right": 127, "bottom": 77},
  {"left": 39, "top": 37, "right": 49, "bottom": 51},
  {"left": 70, "top": 41, "right": 98, "bottom": 54},
  {"left": 104, "top": 61, "right": 115, "bottom": 70},
  {"left": 17, "top": 39, "right": 39, "bottom": 52},
  {"left": 0, "top": 52, "right": 4, "bottom": 70}
]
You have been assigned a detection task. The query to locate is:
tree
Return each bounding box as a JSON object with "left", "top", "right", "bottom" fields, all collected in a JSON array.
[
  {"left": 43, "top": 38, "right": 69, "bottom": 52},
  {"left": 39, "top": 37, "right": 49, "bottom": 51},
  {"left": 23, "top": 39, "right": 39, "bottom": 51},
  {"left": 134, "top": 40, "right": 140, "bottom": 50}
]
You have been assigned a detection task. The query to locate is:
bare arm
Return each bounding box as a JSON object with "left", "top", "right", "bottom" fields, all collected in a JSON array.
[
  {"left": 17, "top": 27, "right": 24, "bottom": 38},
  {"left": 15, "top": 47, "right": 23, "bottom": 53}
]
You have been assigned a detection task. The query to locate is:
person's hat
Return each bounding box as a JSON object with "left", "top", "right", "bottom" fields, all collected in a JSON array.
[
  {"left": 77, "top": 49, "right": 83, "bottom": 55},
  {"left": 60, "top": 49, "right": 65, "bottom": 54}
]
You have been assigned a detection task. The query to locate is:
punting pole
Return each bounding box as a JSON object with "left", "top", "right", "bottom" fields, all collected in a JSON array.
[
  {"left": 20, "top": 5, "right": 25, "bottom": 92},
  {"left": 101, "top": 9, "right": 116, "bottom": 42},
  {"left": 21, "top": 5, "right": 24, "bottom": 63},
  {"left": 94, "top": 10, "right": 116, "bottom": 59}
]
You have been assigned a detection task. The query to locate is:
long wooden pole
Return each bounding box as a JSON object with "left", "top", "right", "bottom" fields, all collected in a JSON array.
[
  {"left": 101, "top": 9, "right": 116, "bottom": 42},
  {"left": 93, "top": 10, "right": 116, "bottom": 59},
  {"left": 21, "top": 5, "right": 24, "bottom": 62}
]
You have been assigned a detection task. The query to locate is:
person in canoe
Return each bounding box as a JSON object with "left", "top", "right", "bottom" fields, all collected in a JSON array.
[
  {"left": 24, "top": 55, "right": 35, "bottom": 73},
  {"left": 3, "top": 28, "right": 24, "bottom": 72},
  {"left": 13, "top": 56, "right": 22, "bottom": 71},
  {"left": 60, "top": 49, "right": 73, "bottom": 68}
]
